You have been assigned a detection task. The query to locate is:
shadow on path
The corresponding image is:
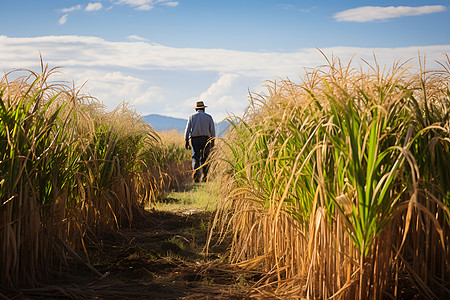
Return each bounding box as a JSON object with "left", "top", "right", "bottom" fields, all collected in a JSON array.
[{"left": 17, "top": 207, "right": 259, "bottom": 299}]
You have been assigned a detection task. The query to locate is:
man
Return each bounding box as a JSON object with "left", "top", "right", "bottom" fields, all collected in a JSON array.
[{"left": 184, "top": 101, "right": 215, "bottom": 182}]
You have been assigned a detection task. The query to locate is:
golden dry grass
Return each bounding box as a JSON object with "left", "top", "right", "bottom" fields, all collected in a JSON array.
[
  {"left": 210, "top": 54, "right": 450, "bottom": 299},
  {"left": 0, "top": 62, "right": 191, "bottom": 290}
]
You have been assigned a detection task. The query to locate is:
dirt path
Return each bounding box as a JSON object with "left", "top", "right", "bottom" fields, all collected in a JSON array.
[{"left": 17, "top": 206, "right": 257, "bottom": 299}]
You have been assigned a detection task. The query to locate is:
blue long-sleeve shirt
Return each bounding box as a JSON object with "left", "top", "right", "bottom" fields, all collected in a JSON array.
[{"left": 184, "top": 111, "right": 215, "bottom": 140}]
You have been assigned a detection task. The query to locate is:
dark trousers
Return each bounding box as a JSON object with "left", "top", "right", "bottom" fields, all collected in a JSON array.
[{"left": 191, "top": 136, "right": 212, "bottom": 181}]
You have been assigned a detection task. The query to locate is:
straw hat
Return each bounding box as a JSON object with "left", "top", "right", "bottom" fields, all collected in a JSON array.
[{"left": 194, "top": 101, "right": 207, "bottom": 109}]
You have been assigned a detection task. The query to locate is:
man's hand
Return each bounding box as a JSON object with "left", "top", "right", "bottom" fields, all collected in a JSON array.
[{"left": 185, "top": 140, "right": 191, "bottom": 150}]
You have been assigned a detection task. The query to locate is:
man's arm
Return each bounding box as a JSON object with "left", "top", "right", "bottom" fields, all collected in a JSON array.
[
  {"left": 210, "top": 116, "right": 216, "bottom": 138},
  {"left": 209, "top": 116, "right": 215, "bottom": 148},
  {"left": 184, "top": 117, "right": 192, "bottom": 150}
]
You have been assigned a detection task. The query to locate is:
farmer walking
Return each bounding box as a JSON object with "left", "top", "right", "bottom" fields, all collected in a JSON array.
[{"left": 184, "top": 101, "right": 215, "bottom": 182}]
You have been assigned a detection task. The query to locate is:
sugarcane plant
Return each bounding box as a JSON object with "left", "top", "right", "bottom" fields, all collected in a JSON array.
[{"left": 210, "top": 54, "right": 450, "bottom": 299}]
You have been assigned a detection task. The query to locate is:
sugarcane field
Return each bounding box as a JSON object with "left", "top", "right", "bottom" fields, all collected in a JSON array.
[{"left": 1, "top": 53, "right": 449, "bottom": 300}]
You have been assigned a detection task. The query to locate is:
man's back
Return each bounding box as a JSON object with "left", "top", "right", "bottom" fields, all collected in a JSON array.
[{"left": 185, "top": 111, "right": 215, "bottom": 139}]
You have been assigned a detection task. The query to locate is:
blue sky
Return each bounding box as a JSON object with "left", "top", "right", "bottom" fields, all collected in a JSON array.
[{"left": 1, "top": 1, "right": 449, "bottom": 121}]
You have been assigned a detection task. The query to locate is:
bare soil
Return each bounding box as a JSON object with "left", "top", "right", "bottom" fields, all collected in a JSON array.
[{"left": 14, "top": 207, "right": 259, "bottom": 299}]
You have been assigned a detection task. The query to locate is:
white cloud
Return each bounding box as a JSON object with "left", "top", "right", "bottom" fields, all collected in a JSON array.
[
  {"left": 196, "top": 74, "right": 244, "bottom": 120},
  {"left": 61, "top": 5, "right": 82, "bottom": 13},
  {"left": 114, "top": 0, "right": 179, "bottom": 11},
  {"left": 58, "top": 3, "right": 102, "bottom": 26},
  {"left": 136, "top": 4, "right": 153, "bottom": 11},
  {"left": 127, "top": 35, "right": 149, "bottom": 41},
  {"left": 115, "top": 0, "right": 154, "bottom": 10},
  {"left": 58, "top": 14, "right": 68, "bottom": 25},
  {"left": 1, "top": 35, "right": 449, "bottom": 119},
  {"left": 163, "top": 2, "right": 179, "bottom": 7},
  {"left": 200, "top": 74, "right": 240, "bottom": 100},
  {"left": 299, "top": 7, "right": 315, "bottom": 13},
  {"left": 62, "top": 69, "right": 164, "bottom": 110},
  {"left": 2, "top": 35, "right": 449, "bottom": 77},
  {"left": 133, "top": 86, "right": 164, "bottom": 105},
  {"left": 85, "top": 2, "right": 103, "bottom": 12},
  {"left": 334, "top": 5, "right": 447, "bottom": 22}
]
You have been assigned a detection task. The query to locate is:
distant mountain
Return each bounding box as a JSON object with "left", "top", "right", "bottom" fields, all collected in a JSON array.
[
  {"left": 142, "top": 113, "right": 230, "bottom": 137},
  {"left": 142, "top": 114, "right": 187, "bottom": 132}
]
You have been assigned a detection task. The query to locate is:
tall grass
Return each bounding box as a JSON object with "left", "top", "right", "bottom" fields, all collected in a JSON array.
[
  {"left": 0, "top": 62, "right": 189, "bottom": 290},
  {"left": 211, "top": 54, "right": 450, "bottom": 299},
  {"left": 149, "top": 129, "right": 192, "bottom": 194}
]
